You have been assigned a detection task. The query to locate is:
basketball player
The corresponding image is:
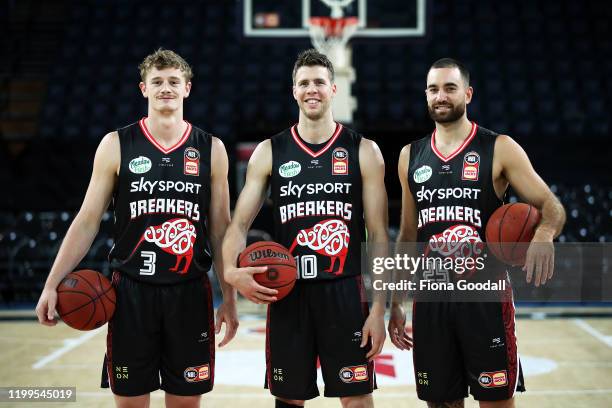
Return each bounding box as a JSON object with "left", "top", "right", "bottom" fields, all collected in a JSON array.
[
  {"left": 387, "top": 58, "right": 566, "bottom": 408},
  {"left": 35, "top": 49, "right": 237, "bottom": 408},
  {"left": 222, "top": 49, "right": 387, "bottom": 407}
]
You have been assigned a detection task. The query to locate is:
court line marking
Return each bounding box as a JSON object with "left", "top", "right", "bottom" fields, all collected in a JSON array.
[
  {"left": 32, "top": 327, "right": 104, "bottom": 370},
  {"left": 75, "top": 389, "right": 612, "bottom": 399},
  {"left": 573, "top": 318, "right": 612, "bottom": 348}
]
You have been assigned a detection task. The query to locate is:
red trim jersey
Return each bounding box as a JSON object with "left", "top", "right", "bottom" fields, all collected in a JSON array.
[
  {"left": 109, "top": 118, "right": 213, "bottom": 284},
  {"left": 270, "top": 124, "right": 366, "bottom": 281},
  {"left": 408, "top": 123, "right": 506, "bottom": 280}
]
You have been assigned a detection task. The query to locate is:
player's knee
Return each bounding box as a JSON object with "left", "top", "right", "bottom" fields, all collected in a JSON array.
[
  {"left": 427, "top": 400, "right": 465, "bottom": 408},
  {"left": 340, "top": 394, "right": 373, "bottom": 408},
  {"left": 276, "top": 398, "right": 305, "bottom": 407},
  {"left": 164, "top": 393, "right": 201, "bottom": 408},
  {"left": 478, "top": 398, "right": 514, "bottom": 408},
  {"left": 113, "top": 394, "right": 150, "bottom": 408}
]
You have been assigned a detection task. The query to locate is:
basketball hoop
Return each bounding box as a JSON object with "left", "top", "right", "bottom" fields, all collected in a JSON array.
[
  {"left": 308, "top": 16, "right": 358, "bottom": 68},
  {"left": 307, "top": 0, "right": 359, "bottom": 123},
  {"left": 319, "top": 0, "right": 355, "bottom": 19}
]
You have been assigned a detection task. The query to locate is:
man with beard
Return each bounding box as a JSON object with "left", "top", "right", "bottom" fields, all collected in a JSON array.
[
  {"left": 387, "top": 58, "right": 565, "bottom": 407},
  {"left": 223, "top": 49, "right": 388, "bottom": 407}
]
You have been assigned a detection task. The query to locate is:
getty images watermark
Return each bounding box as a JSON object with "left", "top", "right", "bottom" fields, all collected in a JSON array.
[{"left": 360, "top": 242, "right": 612, "bottom": 303}]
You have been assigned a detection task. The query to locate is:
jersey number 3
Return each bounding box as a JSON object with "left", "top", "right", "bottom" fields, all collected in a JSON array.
[{"left": 140, "top": 251, "right": 157, "bottom": 275}]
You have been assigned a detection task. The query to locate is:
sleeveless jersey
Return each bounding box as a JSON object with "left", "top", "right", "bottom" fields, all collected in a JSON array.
[
  {"left": 407, "top": 122, "right": 506, "bottom": 280},
  {"left": 109, "top": 118, "right": 212, "bottom": 284},
  {"left": 270, "top": 123, "right": 365, "bottom": 281}
]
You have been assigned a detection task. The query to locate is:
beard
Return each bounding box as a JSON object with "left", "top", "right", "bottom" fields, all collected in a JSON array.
[{"left": 428, "top": 102, "right": 465, "bottom": 123}]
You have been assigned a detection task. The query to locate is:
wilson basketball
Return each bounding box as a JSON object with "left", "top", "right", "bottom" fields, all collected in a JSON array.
[
  {"left": 56, "top": 269, "right": 116, "bottom": 331},
  {"left": 485, "top": 203, "right": 541, "bottom": 266},
  {"left": 238, "top": 241, "right": 297, "bottom": 301}
]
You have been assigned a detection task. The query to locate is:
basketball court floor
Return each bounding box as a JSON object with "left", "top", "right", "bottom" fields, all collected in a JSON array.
[{"left": 1, "top": 305, "right": 611, "bottom": 407}]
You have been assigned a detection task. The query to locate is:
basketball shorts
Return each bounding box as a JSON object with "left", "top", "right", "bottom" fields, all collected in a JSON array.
[
  {"left": 412, "top": 300, "right": 525, "bottom": 402},
  {"left": 100, "top": 271, "right": 214, "bottom": 396},
  {"left": 265, "top": 276, "right": 376, "bottom": 400}
]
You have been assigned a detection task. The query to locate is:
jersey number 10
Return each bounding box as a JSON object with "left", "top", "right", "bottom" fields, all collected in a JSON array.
[{"left": 294, "top": 255, "right": 317, "bottom": 279}]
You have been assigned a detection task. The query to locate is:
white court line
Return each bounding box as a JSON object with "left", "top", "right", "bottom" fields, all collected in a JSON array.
[
  {"left": 573, "top": 319, "right": 612, "bottom": 347},
  {"left": 32, "top": 327, "right": 104, "bottom": 370},
  {"left": 75, "top": 389, "right": 612, "bottom": 399}
]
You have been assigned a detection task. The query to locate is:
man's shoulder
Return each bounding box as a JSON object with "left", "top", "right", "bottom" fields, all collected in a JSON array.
[
  {"left": 190, "top": 123, "right": 214, "bottom": 139},
  {"left": 475, "top": 124, "right": 499, "bottom": 139}
]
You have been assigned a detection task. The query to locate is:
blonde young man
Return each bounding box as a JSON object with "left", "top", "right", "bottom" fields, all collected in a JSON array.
[
  {"left": 223, "top": 49, "right": 387, "bottom": 408},
  {"left": 35, "top": 49, "right": 237, "bottom": 408},
  {"left": 388, "top": 58, "right": 566, "bottom": 408}
]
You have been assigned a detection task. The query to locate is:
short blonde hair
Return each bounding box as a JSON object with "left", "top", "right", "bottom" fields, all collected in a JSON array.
[{"left": 139, "top": 48, "right": 193, "bottom": 82}]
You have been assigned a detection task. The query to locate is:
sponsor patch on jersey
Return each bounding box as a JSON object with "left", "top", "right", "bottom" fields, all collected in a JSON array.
[
  {"left": 279, "top": 161, "right": 301, "bottom": 178},
  {"left": 462, "top": 151, "right": 480, "bottom": 181},
  {"left": 478, "top": 370, "right": 507, "bottom": 388},
  {"left": 413, "top": 165, "right": 432, "bottom": 183},
  {"left": 184, "top": 148, "right": 200, "bottom": 176},
  {"left": 129, "top": 156, "right": 152, "bottom": 174},
  {"left": 339, "top": 365, "right": 369, "bottom": 383},
  {"left": 439, "top": 164, "right": 453, "bottom": 175},
  {"left": 184, "top": 364, "right": 210, "bottom": 382},
  {"left": 332, "top": 147, "right": 348, "bottom": 175}
]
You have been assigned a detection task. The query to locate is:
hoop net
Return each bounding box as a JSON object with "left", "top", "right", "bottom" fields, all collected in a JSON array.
[{"left": 308, "top": 16, "right": 358, "bottom": 68}]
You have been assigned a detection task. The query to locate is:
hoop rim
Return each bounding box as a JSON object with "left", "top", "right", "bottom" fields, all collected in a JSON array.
[{"left": 309, "top": 16, "right": 359, "bottom": 27}]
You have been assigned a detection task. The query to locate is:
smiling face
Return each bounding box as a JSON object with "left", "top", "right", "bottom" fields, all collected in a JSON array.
[
  {"left": 293, "top": 65, "right": 336, "bottom": 121},
  {"left": 426, "top": 67, "right": 473, "bottom": 124},
  {"left": 139, "top": 67, "right": 191, "bottom": 114}
]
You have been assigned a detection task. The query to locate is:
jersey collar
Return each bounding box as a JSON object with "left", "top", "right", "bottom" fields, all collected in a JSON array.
[
  {"left": 431, "top": 121, "right": 478, "bottom": 162},
  {"left": 138, "top": 117, "right": 192, "bottom": 154},
  {"left": 290, "top": 123, "right": 343, "bottom": 158}
]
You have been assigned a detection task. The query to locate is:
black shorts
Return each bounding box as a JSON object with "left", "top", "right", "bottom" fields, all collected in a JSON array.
[
  {"left": 412, "top": 300, "right": 525, "bottom": 402},
  {"left": 101, "top": 272, "right": 215, "bottom": 396},
  {"left": 265, "top": 276, "right": 376, "bottom": 400}
]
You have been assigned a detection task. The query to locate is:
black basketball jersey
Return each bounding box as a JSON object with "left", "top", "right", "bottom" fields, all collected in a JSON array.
[
  {"left": 407, "top": 122, "right": 506, "bottom": 279},
  {"left": 270, "top": 123, "right": 366, "bottom": 281},
  {"left": 109, "top": 118, "right": 212, "bottom": 284}
]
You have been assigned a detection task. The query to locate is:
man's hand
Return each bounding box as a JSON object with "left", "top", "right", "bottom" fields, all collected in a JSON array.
[
  {"left": 523, "top": 229, "right": 555, "bottom": 287},
  {"left": 361, "top": 307, "right": 386, "bottom": 361},
  {"left": 215, "top": 300, "right": 239, "bottom": 347},
  {"left": 387, "top": 303, "right": 413, "bottom": 350},
  {"left": 35, "top": 288, "right": 58, "bottom": 326},
  {"left": 225, "top": 266, "right": 278, "bottom": 304}
]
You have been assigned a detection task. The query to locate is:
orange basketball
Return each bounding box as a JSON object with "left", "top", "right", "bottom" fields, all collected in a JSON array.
[
  {"left": 56, "top": 269, "right": 116, "bottom": 330},
  {"left": 238, "top": 241, "right": 297, "bottom": 301},
  {"left": 485, "top": 203, "right": 541, "bottom": 266}
]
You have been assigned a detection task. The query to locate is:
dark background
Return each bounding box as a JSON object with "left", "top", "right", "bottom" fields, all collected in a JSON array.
[{"left": 1, "top": 0, "right": 610, "bottom": 304}]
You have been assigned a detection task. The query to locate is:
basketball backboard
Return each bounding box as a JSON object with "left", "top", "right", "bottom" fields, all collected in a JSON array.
[{"left": 243, "top": 0, "right": 426, "bottom": 38}]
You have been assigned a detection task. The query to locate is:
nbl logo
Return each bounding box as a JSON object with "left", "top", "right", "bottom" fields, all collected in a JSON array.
[
  {"left": 184, "top": 147, "right": 200, "bottom": 176},
  {"left": 333, "top": 149, "right": 347, "bottom": 160},
  {"left": 332, "top": 147, "right": 348, "bottom": 175},
  {"left": 462, "top": 151, "right": 480, "bottom": 181}
]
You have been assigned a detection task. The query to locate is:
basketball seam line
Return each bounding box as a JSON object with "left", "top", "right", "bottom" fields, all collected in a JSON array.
[{"left": 498, "top": 203, "right": 514, "bottom": 262}]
